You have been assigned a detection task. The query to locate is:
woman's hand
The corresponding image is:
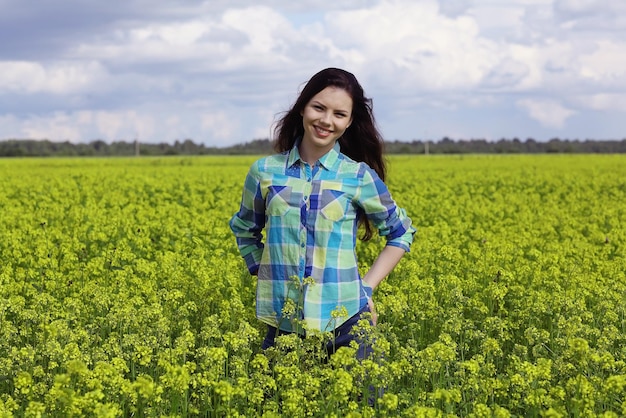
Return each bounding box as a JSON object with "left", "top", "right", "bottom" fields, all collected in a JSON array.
[{"left": 368, "top": 297, "right": 378, "bottom": 326}]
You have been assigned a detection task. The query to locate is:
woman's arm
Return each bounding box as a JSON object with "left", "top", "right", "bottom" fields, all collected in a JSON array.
[
  {"left": 362, "top": 245, "right": 406, "bottom": 290},
  {"left": 357, "top": 165, "right": 416, "bottom": 324},
  {"left": 229, "top": 163, "right": 266, "bottom": 275},
  {"left": 362, "top": 245, "right": 407, "bottom": 325}
]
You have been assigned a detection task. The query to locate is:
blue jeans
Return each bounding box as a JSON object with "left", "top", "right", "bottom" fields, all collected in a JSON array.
[{"left": 261, "top": 304, "right": 373, "bottom": 360}]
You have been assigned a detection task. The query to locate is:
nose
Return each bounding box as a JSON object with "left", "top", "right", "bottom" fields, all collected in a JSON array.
[{"left": 319, "top": 111, "right": 331, "bottom": 126}]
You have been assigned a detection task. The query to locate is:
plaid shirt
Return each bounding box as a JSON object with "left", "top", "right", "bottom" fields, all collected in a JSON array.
[{"left": 230, "top": 140, "right": 415, "bottom": 332}]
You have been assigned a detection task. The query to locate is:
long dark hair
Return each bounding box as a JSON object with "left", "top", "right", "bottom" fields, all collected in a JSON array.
[{"left": 273, "top": 68, "right": 386, "bottom": 240}]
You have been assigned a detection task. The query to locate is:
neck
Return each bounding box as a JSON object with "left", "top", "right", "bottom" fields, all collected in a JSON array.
[{"left": 299, "top": 141, "right": 333, "bottom": 167}]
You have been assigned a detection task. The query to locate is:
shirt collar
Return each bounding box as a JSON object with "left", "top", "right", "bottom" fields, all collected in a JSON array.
[
  {"left": 287, "top": 137, "right": 342, "bottom": 171},
  {"left": 287, "top": 138, "right": 302, "bottom": 168}
]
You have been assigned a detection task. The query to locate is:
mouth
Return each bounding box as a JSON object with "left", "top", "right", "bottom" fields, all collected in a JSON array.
[{"left": 314, "top": 125, "right": 332, "bottom": 137}]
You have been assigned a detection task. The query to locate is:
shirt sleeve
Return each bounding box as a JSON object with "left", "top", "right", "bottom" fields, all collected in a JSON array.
[
  {"left": 356, "top": 165, "right": 416, "bottom": 252},
  {"left": 229, "top": 161, "right": 266, "bottom": 275}
]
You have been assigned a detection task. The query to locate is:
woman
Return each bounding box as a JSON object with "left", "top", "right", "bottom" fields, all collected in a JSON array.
[{"left": 229, "top": 68, "right": 415, "bottom": 358}]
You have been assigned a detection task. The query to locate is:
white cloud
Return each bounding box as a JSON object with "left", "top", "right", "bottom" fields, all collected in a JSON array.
[
  {"left": 439, "top": 0, "right": 472, "bottom": 17},
  {"left": 553, "top": 0, "right": 626, "bottom": 16},
  {"left": 20, "top": 112, "right": 88, "bottom": 141},
  {"left": 554, "top": 0, "right": 600, "bottom": 14},
  {"left": 1, "top": 0, "right": 626, "bottom": 144},
  {"left": 481, "top": 57, "right": 531, "bottom": 89},
  {"left": 201, "top": 112, "right": 235, "bottom": 141},
  {"left": 222, "top": 6, "right": 293, "bottom": 52},
  {"left": 467, "top": 3, "right": 526, "bottom": 34},
  {"left": 0, "top": 61, "right": 108, "bottom": 94},
  {"left": 579, "top": 40, "right": 626, "bottom": 84},
  {"left": 96, "top": 111, "right": 125, "bottom": 140},
  {"left": 325, "top": 1, "right": 497, "bottom": 92},
  {"left": 70, "top": 6, "right": 300, "bottom": 73},
  {"left": 553, "top": 0, "right": 626, "bottom": 30},
  {"left": 517, "top": 99, "right": 577, "bottom": 128},
  {"left": 578, "top": 93, "right": 626, "bottom": 112},
  {"left": 143, "top": 21, "right": 208, "bottom": 47},
  {"left": 0, "top": 109, "right": 171, "bottom": 142}
]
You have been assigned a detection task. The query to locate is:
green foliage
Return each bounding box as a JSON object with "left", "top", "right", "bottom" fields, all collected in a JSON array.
[
  {"left": 2, "top": 137, "right": 626, "bottom": 157},
  {"left": 0, "top": 154, "right": 625, "bottom": 416}
]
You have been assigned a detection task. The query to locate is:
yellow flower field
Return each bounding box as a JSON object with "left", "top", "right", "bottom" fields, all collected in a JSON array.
[{"left": 0, "top": 154, "right": 625, "bottom": 417}]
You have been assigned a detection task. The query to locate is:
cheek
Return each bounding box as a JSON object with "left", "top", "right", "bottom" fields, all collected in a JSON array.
[
  {"left": 342, "top": 118, "right": 352, "bottom": 131},
  {"left": 302, "top": 109, "right": 315, "bottom": 123}
]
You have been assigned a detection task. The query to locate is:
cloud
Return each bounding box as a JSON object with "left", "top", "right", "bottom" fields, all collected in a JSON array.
[
  {"left": 481, "top": 57, "right": 532, "bottom": 90},
  {"left": 517, "top": 99, "right": 577, "bottom": 128},
  {"left": 17, "top": 112, "right": 89, "bottom": 141},
  {"left": 439, "top": 0, "right": 472, "bottom": 17},
  {"left": 201, "top": 112, "right": 236, "bottom": 141},
  {"left": 578, "top": 93, "right": 626, "bottom": 112},
  {"left": 0, "top": 61, "right": 109, "bottom": 94},
  {"left": 325, "top": 1, "right": 497, "bottom": 92},
  {"left": 1, "top": 0, "right": 625, "bottom": 144},
  {"left": 0, "top": 106, "right": 240, "bottom": 145},
  {"left": 66, "top": 5, "right": 304, "bottom": 74},
  {"left": 579, "top": 40, "right": 626, "bottom": 84},
  {"left": 553, "top": 0, "right": 626, "bottom": 16},
  {"left": 553, "top": 0, "right": 626, "bottom": 30}
]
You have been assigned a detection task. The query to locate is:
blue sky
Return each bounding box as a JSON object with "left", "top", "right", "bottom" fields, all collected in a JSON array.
[{"left": 1, "top": 0, "right": 625, "bottom": 146}]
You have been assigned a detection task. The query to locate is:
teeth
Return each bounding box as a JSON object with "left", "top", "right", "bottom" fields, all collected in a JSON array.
[{"left": 316, "top": 126, "right": 330, "bottom": 134}]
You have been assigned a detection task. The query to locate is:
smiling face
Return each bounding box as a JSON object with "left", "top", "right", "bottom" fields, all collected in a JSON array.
[{"left": 300, "top": 86, "right": 353, "bottom": 161}]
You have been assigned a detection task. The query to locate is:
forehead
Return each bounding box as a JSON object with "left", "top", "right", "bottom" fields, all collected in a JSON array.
[{"left": 309, "top": 86, "right": 353, "bottom": 112}]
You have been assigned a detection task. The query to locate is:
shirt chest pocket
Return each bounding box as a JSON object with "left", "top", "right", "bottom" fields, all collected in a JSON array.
[
  {"left": 266, "top": 185, "right": 301, "bottom": 217},
  {"left": 319, "top": 189, "right": 352, "bottom": 222}
]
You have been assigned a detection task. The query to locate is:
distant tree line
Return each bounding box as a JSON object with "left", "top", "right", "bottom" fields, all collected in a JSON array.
[
  {"left": 385, "top": 137, "right": 626, "bottom": 154},
  {"left": 1, "top": 137, "right": 625, "bottom": 157}
]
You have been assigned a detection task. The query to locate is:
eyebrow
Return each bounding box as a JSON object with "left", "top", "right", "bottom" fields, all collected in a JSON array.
[{"left": 311, "top": 100, "right": 350, "bottom": 115}]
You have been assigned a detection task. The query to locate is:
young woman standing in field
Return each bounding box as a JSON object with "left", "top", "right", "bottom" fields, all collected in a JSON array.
[{"left": 230, "top": 67, "right": 415, "bottom": 358}]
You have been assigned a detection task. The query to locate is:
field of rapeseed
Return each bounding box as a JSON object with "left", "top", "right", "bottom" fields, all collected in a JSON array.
[{"left": 0, "top": 154, "right": 625, "bottom": 417}]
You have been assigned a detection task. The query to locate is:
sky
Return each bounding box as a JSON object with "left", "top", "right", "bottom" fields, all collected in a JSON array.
[{"left": 1, "top": 0, "right": 625, "bottom": 147}]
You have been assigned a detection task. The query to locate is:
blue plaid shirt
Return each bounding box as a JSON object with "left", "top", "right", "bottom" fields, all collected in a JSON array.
[{"left": 230, "top": 140, "right": 415, "bottom": 332}]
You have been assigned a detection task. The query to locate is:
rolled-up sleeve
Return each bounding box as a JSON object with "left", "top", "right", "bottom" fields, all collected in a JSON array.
[
  {"left": 229, "top": 162, "right": 266, "bottom": 275},
  {"left": 357, "top": 166, "right": 416, "bottom": 252}
]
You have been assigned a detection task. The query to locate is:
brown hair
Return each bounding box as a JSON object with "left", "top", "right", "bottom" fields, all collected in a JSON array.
[{"left": 273, "top": 68, "right": 387, "bottom": 240}]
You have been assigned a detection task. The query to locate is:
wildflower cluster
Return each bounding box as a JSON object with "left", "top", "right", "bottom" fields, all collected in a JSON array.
[{"left": 0, "top": 154, "right": 624, "bottom": 416}]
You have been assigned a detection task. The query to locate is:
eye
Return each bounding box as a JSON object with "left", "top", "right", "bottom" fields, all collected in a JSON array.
[{"left": 313, "top": 104, "right": 324, "bottom": 111}]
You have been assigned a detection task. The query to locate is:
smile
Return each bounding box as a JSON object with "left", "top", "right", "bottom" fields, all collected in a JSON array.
[{"left": 314, "top": 125, "right": 332, "bottom": 137}]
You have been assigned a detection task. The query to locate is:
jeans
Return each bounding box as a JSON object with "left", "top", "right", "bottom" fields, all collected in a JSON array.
[{"left": 261, "top": 304, "right": 373, "bottom": 360}]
